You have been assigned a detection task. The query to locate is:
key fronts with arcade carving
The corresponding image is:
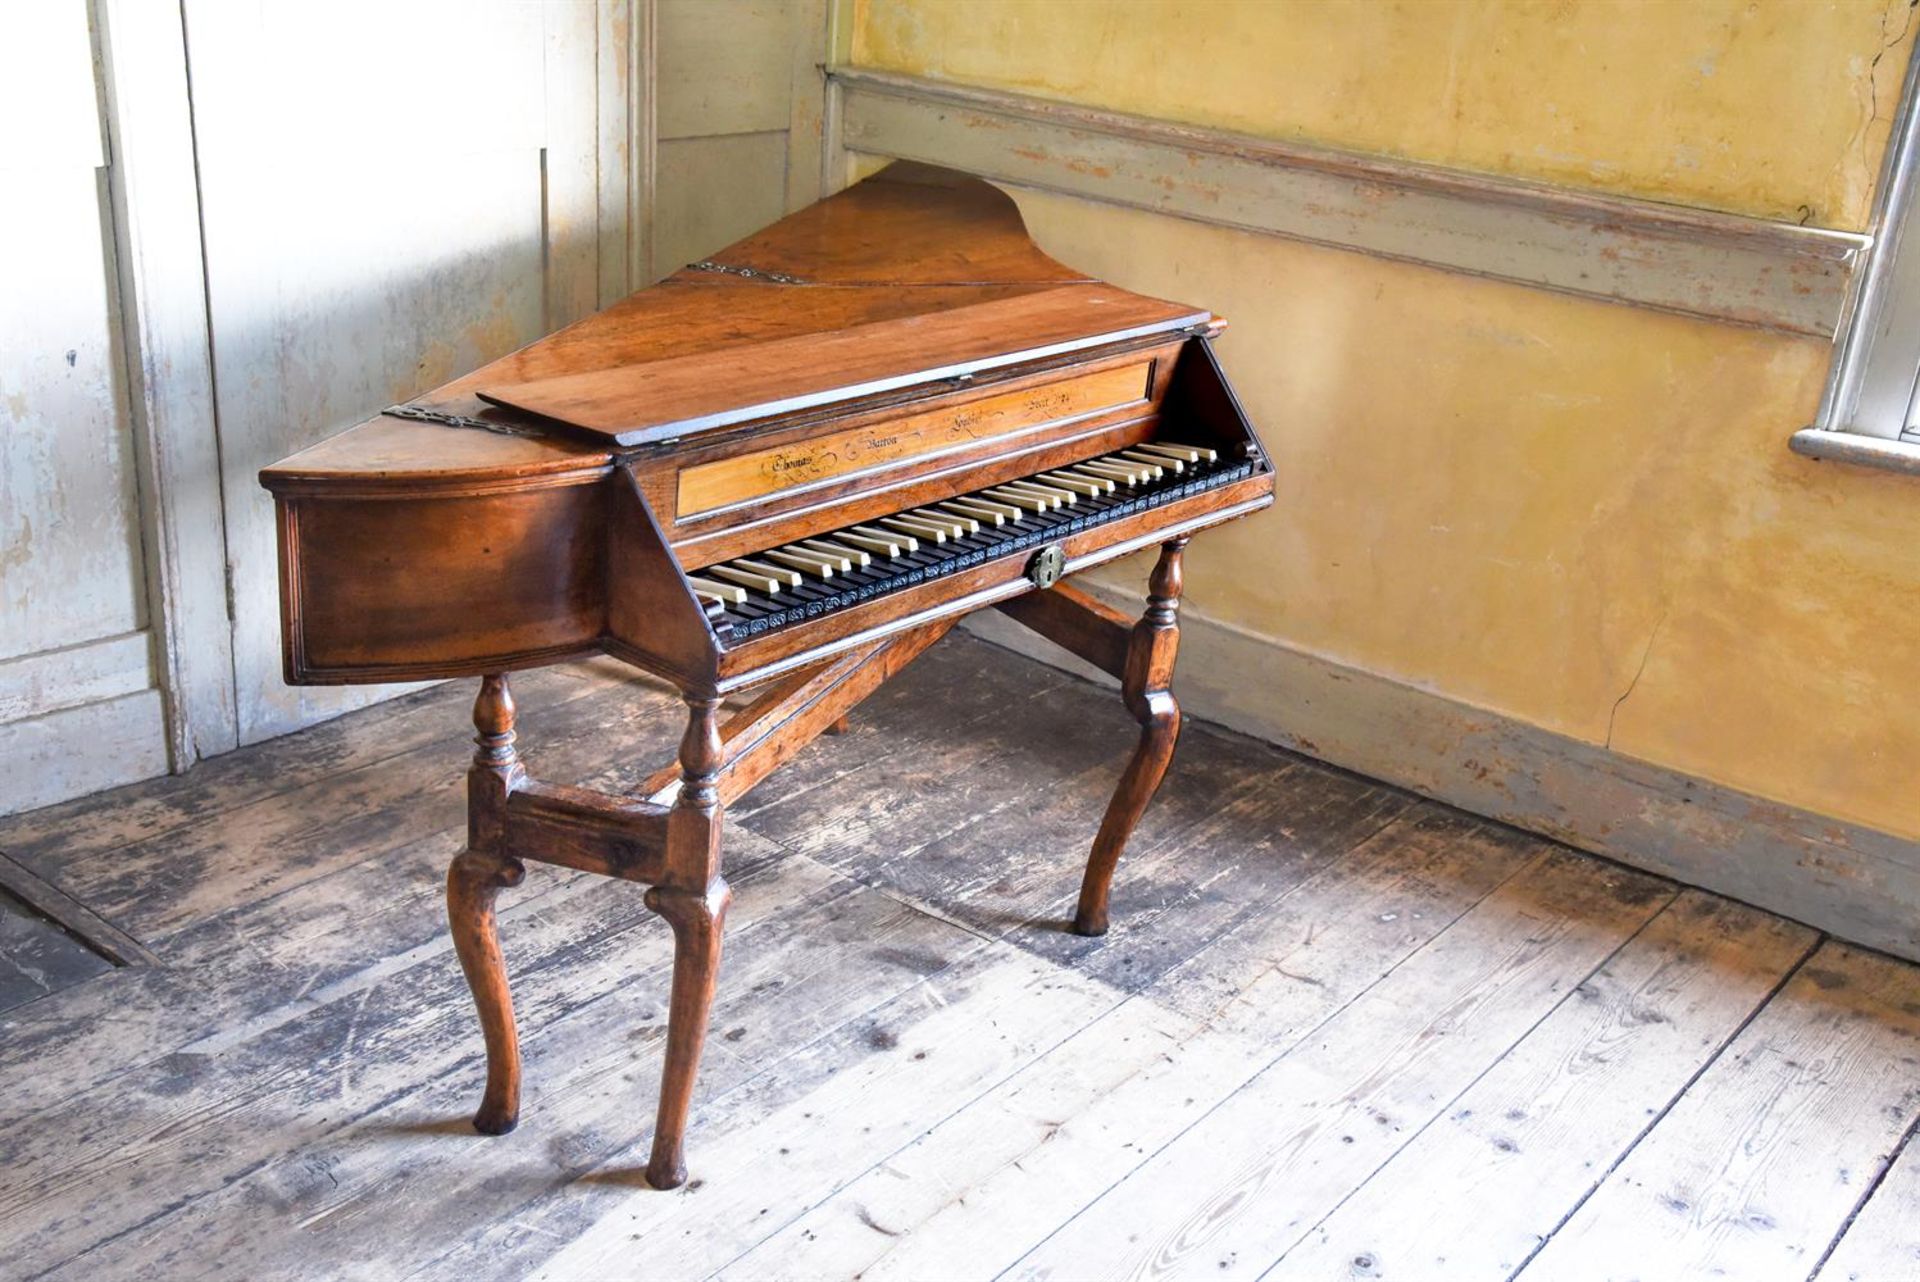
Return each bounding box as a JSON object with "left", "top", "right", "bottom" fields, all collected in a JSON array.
[{"left": 1026, "top": 544, "right": 1067, "bottom": 589}]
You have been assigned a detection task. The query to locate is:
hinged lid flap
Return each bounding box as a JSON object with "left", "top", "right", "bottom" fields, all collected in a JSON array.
[{"left": 475, "top": 284, "right": 1205, "bottom": 446}]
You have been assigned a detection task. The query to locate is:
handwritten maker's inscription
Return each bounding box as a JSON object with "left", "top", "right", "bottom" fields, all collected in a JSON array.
[{"left": 676, "top": 361, "right": 1152, "bottom": 518}]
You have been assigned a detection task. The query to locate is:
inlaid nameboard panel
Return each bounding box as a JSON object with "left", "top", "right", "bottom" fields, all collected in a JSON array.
[{"left": 674, "top": 360, "right": 1152, "bottom": 517}]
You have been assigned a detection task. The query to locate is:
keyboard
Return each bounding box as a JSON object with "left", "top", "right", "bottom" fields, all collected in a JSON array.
[{"left": 690, "top": 442, "right": 1255, "bottom": 639}]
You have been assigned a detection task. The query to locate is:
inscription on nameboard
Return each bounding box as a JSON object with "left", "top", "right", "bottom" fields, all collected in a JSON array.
[{"left": 676, "top": 361, "right": 1152, "bottom": 518}]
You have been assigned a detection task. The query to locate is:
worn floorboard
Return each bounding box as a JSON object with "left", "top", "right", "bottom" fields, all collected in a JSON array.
[
  {"left": 719, "top": 810, "right": 1539, "bottom": 1282},
  {"left": 1270, "top": 891, "right": 1819, "bottom": 1281},
  {"left": 2, "top": 632, "right": 1918, "bottom": 1281},
  {"left": 0, "top": 886, "right": 111, "bottom": 1013},
  {"left": 1516, "top": 940, "right": 1920, "bottom": 1282}
]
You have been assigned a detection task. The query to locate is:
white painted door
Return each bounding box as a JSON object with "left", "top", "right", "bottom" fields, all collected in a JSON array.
[
  {"left": 0, "top": 3, "right": 174, "bottom": 815},
  {"left": 184, "top": 0, "right": 620, "bottom": 744},
  {"left": 1, "top": 0, "right": 837, "bottom": 811}
]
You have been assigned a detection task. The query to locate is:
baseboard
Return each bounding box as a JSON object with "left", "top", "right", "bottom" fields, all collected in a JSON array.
[
  {"left": 964, "top": 598, "right": 1920, "bottom": 963},
  {"left": 0, "top": 690, "right": 172, "bottom": 819}
]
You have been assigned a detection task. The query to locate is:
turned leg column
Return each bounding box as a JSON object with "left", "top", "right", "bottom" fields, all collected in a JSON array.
[
  {"left": 644, "top": 693, "right": 733, "bottom": 1190},
  {"left": 450, "top": 673, "right": 529, "bottom": 1134},
  {"left": 1074, "top": 537, "right": 1187, "bottom": 936}
]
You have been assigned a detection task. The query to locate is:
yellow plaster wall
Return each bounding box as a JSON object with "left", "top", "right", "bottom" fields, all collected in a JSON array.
[
  {"left": 853, "top": 0, "right": 1913, "bottom": 229},
  {"left": 1007, "top": 191, "right": 1920, "bottom": 836},
  {"left": 848, "top": 0, "right": 1920, "bottom": 838}
]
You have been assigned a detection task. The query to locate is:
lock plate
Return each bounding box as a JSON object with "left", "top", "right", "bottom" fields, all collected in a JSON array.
[{"left": 1025, "top": 544, "right": 1067, "bottom": 589}]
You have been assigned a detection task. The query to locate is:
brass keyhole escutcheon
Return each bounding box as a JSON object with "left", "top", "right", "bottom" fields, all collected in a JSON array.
[{"left": 1026, "top": 544, "right": 1066, "bottom": 589}]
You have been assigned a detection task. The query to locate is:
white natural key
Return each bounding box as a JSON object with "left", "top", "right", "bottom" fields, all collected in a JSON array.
[
  {"left": 839, "top": 529, "right": 908, "bottom": 557},
  {"left": 848, "top": 524, "right": 916, "bottom": 554},
  {"left": 1097, "top": 452, "right": 1157, "bottom": 479},
  {"left": 687, "top": 576, "right": 748, "bottom": 605},
  {"left": 1062, "top": 466, "right": 1126, "bottom": 490},
  {"left": 984, "top": 486, "right": 1054, "bottom": 513},
  {"left": 941, "top": 499, "right": 1009, "bottom": 526},
  {"left": 1041, "top": 471, "right": 1110, "bottom": 497},
  {"left": 908, "top": 508, "right": 974, "bottom": 537},
  {"left": 707, "top": 564, "right": 786, "bottom": 594},
  {"left": 1118, "top": 449, "right": 1175, "bottom": 475},
  {"left": 798, "top": 539, "right": 867, "bottom": 569},
  {"left": 882, "top": 515, "right": 949, "bottom": 542},
  {"left": 733, "top": 557, "right": 804, "bottom": 586},
  {"left": 953, "top": 495, "right": 1023, "bottom": 521},
  {"left": 1079, "top": 459, "right": 1145, "bottom": 485},
  {"left": 1003, "top": 480, "right": 1077, "bottom": 506},
  {"left": 995, "top": 482, "right": 1065, "bottom": 508},
  {"left": 765, "top": 547, "right": 839, "bottom": 577}
]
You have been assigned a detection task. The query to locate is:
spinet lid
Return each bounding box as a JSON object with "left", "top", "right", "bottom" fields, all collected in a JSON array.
[
  {"left": 463, "top": 164, "right": 1210, "bottom": 447},
  {"left": 476, "top": 285, "right": 1204, "bottom": 446}
]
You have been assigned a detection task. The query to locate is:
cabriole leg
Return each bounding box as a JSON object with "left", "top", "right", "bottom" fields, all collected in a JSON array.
[
  {"left": 645, "top": 694, "right": 731, "bottom": 1190},
  {"left": 449, "top": 847, "right": 527, "bottom": 1132},
  {"left": 1074, "top": 537, "right": 1188, "bottom": 936},
  {"left": 452, "top": 673, "right": 529, "bottom": 1133},
  {"left": 643, "top": 876, "right": 732, "bottom": 1189}
]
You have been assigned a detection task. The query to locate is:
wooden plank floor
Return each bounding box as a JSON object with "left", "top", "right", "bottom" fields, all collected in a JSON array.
[
  {"left": 0, "top": 887, "right": 112, "bottom": 1014},
  {"left": 2, "top": 632, "right": 1918, "bottom": 1281}
]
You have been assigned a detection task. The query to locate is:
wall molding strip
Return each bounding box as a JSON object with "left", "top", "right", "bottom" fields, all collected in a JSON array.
[
  {"left": 0, "top": 690, "right": 171, "bottom": 820},
  {"left": 0, "top": 633, "right": 154, "bottom": 726},
  {"left": 965, "top": 601, "right": 1920, "bottom": 964},
  {"left": 832, "top": 66, "right": 1865, "bottom": 338}
]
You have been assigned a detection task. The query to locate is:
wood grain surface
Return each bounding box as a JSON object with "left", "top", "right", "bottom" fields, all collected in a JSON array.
[
  {"left": 6, "top": 634, "right": 1920, "bottom": 1280},
  {"left": 258, "top": 163, "right": 1268, "bottom": 695}
]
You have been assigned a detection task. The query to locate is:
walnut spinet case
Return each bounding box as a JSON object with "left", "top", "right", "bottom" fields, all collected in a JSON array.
[{"left": 261, "top": 162, "right": 1273, "bottom": 1189}]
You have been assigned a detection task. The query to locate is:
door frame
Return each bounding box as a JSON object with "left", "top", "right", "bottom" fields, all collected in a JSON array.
[
  {"left": 94, "top": 0, "right": 235, "bottom": 766},
  {"left": 88, "top": 0, "right": 652, "bottom": 771}
]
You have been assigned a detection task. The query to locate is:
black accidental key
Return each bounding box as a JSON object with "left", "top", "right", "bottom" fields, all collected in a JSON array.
[
  {"left": 890, "top": 549, "right": 942, "bottom": 574},
  {"left": 919, "top": 538, "right": 963, "bottom": 562},
  {"left": 841, "top": 574, "right": 896, "bottom": 606},
  {"left": 1028, "top": 508, "right": 1073, "bottom": 535},
  {"left": 785, "top": 579, "right": 837, "bottom": 604}
]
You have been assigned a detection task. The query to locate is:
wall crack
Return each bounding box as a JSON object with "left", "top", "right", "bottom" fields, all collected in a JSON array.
[{"left": 1605, "top": 609, "right": 1668, "bottom": 751}]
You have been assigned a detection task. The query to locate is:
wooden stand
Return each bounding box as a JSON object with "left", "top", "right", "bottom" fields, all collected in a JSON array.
[{"left": 449, "top": 541, "right": 1189, "bottom": 1187}]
